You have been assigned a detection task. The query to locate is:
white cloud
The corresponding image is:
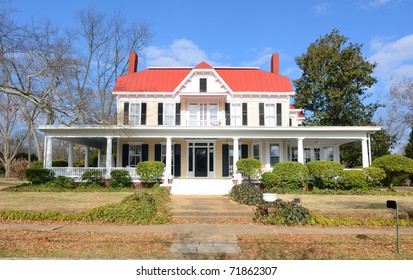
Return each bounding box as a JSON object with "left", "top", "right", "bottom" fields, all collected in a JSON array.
[
  {"left": 367, "top": 0, "right": 392, "bottom": 8},
  {"left": 369, "top": 34, "right": 413, "bottom": 81},
  {"left": 144, "top": 38, "right": 219, "bottom": 67},
  {"left": 311, "top": 3, "right": 332, "bottom": 15}
]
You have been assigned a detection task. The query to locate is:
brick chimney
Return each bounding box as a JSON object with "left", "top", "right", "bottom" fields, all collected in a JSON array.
[
  {"left": 271, "top": 53, "right": 279, "bottom": 75},
  {"left": 128, "top": 52, "right": 138, "bottom": 74}
]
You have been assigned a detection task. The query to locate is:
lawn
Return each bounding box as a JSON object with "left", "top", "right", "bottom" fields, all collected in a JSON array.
[{"left": 1, "top": 230, "right": 412, "bottom": 259}]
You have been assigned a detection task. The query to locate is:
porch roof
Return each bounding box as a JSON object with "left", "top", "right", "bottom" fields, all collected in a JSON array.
[{"left": 38, "top": 125, "right": 381, "bottom": 149}]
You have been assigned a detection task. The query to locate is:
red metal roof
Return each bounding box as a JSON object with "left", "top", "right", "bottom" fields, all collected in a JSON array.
[
  {"left": 113, "top": 63, "right": 293, "bottom": 92},
  {"left": 290, "top": 104, "right": 305, "bottom": 118}
]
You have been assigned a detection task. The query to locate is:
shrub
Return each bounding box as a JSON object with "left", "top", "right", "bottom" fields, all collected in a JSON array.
[
  {"left": 236, "top": 158, "right": 262, "bottom": 183},
  {"left": 31, "top": 161, "right": 43, "bottom": 169},
  {"left": 25, "top": 168, "right": 55, "bottom": 184},
  {"left": 372, "top": 154, "right": 413, "bottom": 188},
  {"left": 273, "top": 161, "right": 309, "bottom": 190},
  {"left": 260, "top": 172, "right": 281, "bottom": 191},
  {"left": 110, "top": 170, "right": 132, "bottom": 188},
  {"left": 81, "top": 169, "right": 104, "bottom": 186},
  {"left": 52, "top": 160, "right": 68, "bottom": 167},
  {"left": 136, "top": 161, "right": 165, "bottom": 184},
  {"left": 363, "top": 167, "right": 386, "bottom": 187},
  {"left": 9, "top": 158, "right": 31, "bottom": 180},
  {"left": 306, "top": 160, "right": 344, "bottom": 189},
  {"left": 339, "top": 170, "right": 368, "bottom": 190},
  {"left": 46, "top": 176, "right": 76, "bottom": 189},
  {"left": 228, "top": 183, "right": 263, "bottom": 205},
  {"left": 254, "top": 199, "right": 310, "bottom": 225}
]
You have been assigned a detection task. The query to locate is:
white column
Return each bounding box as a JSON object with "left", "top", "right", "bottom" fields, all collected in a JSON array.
[
  {"left": 233, "top": 137, "right": 239, "bottom": 181},
  {"left": 362, "top": 137, "right": 369, "bottom": 168},
  {"left": 97, "top": 149, "right": 102, "bottom": 167},
  {"left": 165, "top": 137, "right": 172, "bottom": 184},
  {"left": 45, "top": 137, "right": 53, "bottom": 168},
  {"left": 84, "top": 146, "right": 89, "bottom": 168},
  {"left": 106, "top": 137, "right": 113, "bottom": 178},
  {"left": 297, "top": 138, "right": 304, "bottom": 164},
  {"left": 68, "top": 142, "right": 74, "bottom": 167}
]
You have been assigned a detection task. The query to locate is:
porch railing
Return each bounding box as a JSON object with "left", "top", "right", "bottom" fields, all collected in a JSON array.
[{"left": 50, "top": 167, "right": 138, "bottom": 180}]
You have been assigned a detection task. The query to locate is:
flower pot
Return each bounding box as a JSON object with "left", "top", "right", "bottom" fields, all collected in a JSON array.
[{"left": 263, "top": 193, "right": 277, "bottom": 202}]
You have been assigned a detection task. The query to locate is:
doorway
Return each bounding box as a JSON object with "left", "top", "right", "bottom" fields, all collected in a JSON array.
[{"left": 195, "top": 148, "right": 207, "bottom": 177}]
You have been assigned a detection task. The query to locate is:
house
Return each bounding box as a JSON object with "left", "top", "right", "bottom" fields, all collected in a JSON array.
[{"left": 38, "top": 52, "right": 380, "bottom": 194}]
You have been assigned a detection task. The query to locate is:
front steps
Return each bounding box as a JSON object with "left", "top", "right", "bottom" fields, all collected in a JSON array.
[{"left": 171, "top": 178, "right": 234, "bottom": 195}]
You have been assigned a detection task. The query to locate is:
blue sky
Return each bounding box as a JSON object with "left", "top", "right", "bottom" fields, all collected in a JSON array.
[{"left": 10, "top": 0, "right": 413, "bottom": 106}]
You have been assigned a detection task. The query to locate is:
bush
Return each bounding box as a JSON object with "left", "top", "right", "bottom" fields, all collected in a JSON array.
[
  {"left": 136, "top": 161, "right": 165, "bottom": 183},
  {"left": 52, "top": 160, "right": 68, "bottom": 167},
  {"left": 260, "top": 172, "right": 281, "bottom": 191},
  {"left": 9, "top": 158, "right": 31, "bottom": 180},
  {"left": 306, "top": 160, "right": 344, "bottom": 189},
  {"left": 372, "top": 154, "right": 413, "bottom": 188},
  {"left": 363, "top": 167, "right": 386, "bottom": 187},
  {"left": 31, "top": 161, "right": 43, "bottom": 169},
  {"left": 110, "top": 170, "right": 132, "bottom": 188},
  {"left": 25, "top": 168, "right": 55, "bottom": 184},
  {"left": 46, "top": 176, "right": 76, "bottom": 189},
  {"left": 236, "top": 158, "right": 262, "bottom": 183},
  {"left": 339, "top": 170, "right": 368, "bottom": 190},
  {"left": 228, "top": 183, "right": 263, "bottom": 205},
  {"left": 273, "top": 161, "right": 309, "bottom": 190},
  {"left": 254, "top": 199, "right": 310, "bottom": 225},
  {"left": 81, "top": 169, "right": 104, "bottom": 186}
]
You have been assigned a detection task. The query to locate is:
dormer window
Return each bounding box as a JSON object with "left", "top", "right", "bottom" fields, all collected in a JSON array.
[{"left": 200, "top": 78, "right": 207, "bottom": 92}]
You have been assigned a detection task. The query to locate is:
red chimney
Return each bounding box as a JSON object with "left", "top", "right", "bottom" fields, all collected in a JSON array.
[
  {"left": 128, "top": 52, "right": 138, "bottom": 74},
  {"left": 271, "top": 53, "right": 279, "bottom": 75}
]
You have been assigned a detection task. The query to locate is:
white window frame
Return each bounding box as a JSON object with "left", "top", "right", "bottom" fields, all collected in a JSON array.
[
  {"left": 267, "top": 143, "right": 280, "bottom": 168},
  {"left": 163, "top": 103, "right": 175, "bottom": 126},
  {"left": 129, "top": 143, "right": 142, "bottom": 167},
  {"left": 252, "top": 143, "right": 261, "bottom": 162},
  {"left": 129, "top": 103, "right": 141, "bottom": 125},
  {"left": 230, "top": 103, "right": 242, "bottom": 126},
  {"left": 264, "top": 103, "right": 276, "bottom": 127}
]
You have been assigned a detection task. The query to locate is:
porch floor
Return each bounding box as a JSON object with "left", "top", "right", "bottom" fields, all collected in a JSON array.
[{"left": 171, "top": 178, "right": 234, "bottom": 195}]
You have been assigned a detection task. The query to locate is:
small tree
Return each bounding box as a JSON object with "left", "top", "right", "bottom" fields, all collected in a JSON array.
[
  {"left": 273, "top": 161, "right": 309, "bottom": 189},
  {"left": 372, "top": 154, "right": 413, "bottom": 189},
  {"left": 236, "top": 158, "right": 261, "bottom": 183},
  {"left": 136, "top": 161, "right": 165, "bottom": 185}
]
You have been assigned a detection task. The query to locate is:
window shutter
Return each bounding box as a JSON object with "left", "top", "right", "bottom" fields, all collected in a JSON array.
[
  {"left": 241, "top": 144, "right": 248, "bottom": 159},
  {"left": 155, "top": 144, "right": 162, "bottom": 161},
  {"left": 242, "top": 103, "right": 248, "bottom": 126},
  {"left": 222, "top": 144, "right": 229, "bottom": 177},
  {"left": 142, "top": 144, "right": 149, "bottom": 162},
  {"left": 158, "top": 103, "right": 163, "bottom": 125},
  {"left": 225, "top": 103, "right": 231, "bottom": 126},
  {"left": 141, "top": 103, "right": 147, "bottom": 125},
  {"left": 174, "top": 144, "right": 181, "bottom": 177},
  {"left": 123, "top": 103, "right": 129, "bottom": 125},
  {"left": 276, "top": 103, "right": 282, "bottom": 126},
  {"left": 122, "top": 144, "right": 129, "bottom": 167},
  {"left": 259, "top": 103, "right": 264, "bottom": 126},
  {"left": 175, "top": 103, "right": 181, "bottom": 126}
]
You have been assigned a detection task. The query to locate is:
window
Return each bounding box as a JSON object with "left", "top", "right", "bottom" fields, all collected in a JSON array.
[
  {"left": 200, "top": 78, "right": 207, "bottom": 92},
  {"left": 269, "top": 144, "right": 280, "bottom": 167},
  {"left": 304, "top": 148, "right": 311, "bottom": 163},
  {"left": 265, "top": 104, "right": 276, "bottom": 127},
  {"left": 231, "top": 103, "right": 242, "bottom": 126},
  {"left": 314, "top": 148, "right": 321, "bottom": 161},
  {"left": 253, "top": 143, "right": 260, "bottom": 161},
  {"left": 163, "top": 103, "right": 175, "bottom": 126},
  {"left": 324, "top": 147, "right": 334, "bottom": 161},
  {"left": 129, "top": 103, "right": 141, "bottom": 125},
  {"left": 129, "top": 144, "right": 142, "bottom": 166},
  {"left": 261, "top": 103, "right": 282, "bottom": 127},
  {"left": 291, "top": 147, "right": 298, "bottom": 162}
]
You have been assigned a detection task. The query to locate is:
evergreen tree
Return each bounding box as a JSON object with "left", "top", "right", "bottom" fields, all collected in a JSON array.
[{"left": 405, "top": 127, "right": 413, "bottom": 159}]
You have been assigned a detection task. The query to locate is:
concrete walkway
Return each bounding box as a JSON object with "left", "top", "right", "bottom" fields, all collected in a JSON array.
[{"left": 1, "top": 195, "right": 413, "bottom": 254}]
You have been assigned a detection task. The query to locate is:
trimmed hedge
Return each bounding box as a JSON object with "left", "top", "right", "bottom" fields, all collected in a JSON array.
[
  {"left": 339, "top": 170, "right": 368, "bottom": 190},
  {"left": 372, "top": 154, "right": 413, "bottom": 188},
  {"left": 136, "top": 161, "right": 165, "bottom": 183},
  {"left": 46, "top": 176, "right": 76, "bottom": 189},
  {"left": 260, "top": 172, "right": 281, "bottom": 191},
  {"left": 110, "top": 170, "right": 132, "bottom": 188},
  {"left": 236, "top": 158, "right": 262, "bottom": 182},
  {"left": 254, "top": 199, "right": 311, "bottom": 225},
  {"left": 273, "top": 161, "right": 309, "bottom": 190},
  {"left": 363, "top": 166, "right": 386, "bottom": 187},
  {"left": 306, "top": 160, "right": 344, "bottom": 189},
  {"left": 228, "top": 183, "right": 263, "bottom": 205},
  {"left": 81, "top": 169, "right": 104, "bottom": 186},
  {"left": 25, "top": 168, "right": 55, "bottom": 184}
]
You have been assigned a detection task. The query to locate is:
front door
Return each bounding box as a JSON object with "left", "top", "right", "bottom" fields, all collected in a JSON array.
[{"left": 195, "top": 148, "right": 208, "bottom": 177}]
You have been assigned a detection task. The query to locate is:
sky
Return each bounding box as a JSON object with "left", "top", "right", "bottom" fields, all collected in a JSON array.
[{"left": 8, "top": 0, "right": 413, "bottom": 120}]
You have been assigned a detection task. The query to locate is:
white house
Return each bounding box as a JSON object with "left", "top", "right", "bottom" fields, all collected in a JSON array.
[{"left": 38, "top": 52, "right": 380, "bottom": 194}]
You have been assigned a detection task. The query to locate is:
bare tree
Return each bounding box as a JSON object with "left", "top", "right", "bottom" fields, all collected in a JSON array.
[
  {"left": 0, "top": 94, "right": 27, "bottom": 177},
  {"left": 68, "top": 8, "right": 151, "bottom": 124},
  {"left": 382, "top": 77, "right": 413, "bottom": 147}
]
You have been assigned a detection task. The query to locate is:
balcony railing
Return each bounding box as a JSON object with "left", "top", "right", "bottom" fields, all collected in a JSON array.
[
  {"left": 51, "top": 167, "right": 138, "bottom": 180},
  {"left": 185, "top": 118, "right": 225, "bottom": 127}
]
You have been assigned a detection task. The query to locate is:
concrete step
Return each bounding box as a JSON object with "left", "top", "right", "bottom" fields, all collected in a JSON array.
[{"left": 171, "top": 179, "right": 234, "bottom": 195}]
